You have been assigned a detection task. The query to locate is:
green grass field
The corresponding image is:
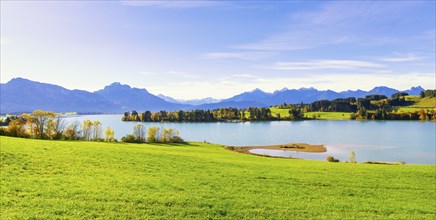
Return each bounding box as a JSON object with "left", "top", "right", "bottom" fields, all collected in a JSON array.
[
  {"left": 391, "top": 96, "right": 436, "bottom": 112},
  {"left": 410, "top": 97, "right": 436, "bottom": 108},
  {"left": 394, "top": 107, "right": 434, "bottom": 112},
  {"left": 304, "top": 112, "right": 351, "bottom": 120},
  {"left": 269, "top": 107, "right": 291, "bottom": 118},
  {"left": 270, "top": 108, "right": 350, "bottom": 120},
  {"left": 1, "top": 136, "right": 435, "bottom": 219}
]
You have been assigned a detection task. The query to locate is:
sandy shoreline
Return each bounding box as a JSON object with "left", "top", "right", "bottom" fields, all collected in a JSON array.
[{"left": 226, "top": 143, "right": 326, "bottom": 157}]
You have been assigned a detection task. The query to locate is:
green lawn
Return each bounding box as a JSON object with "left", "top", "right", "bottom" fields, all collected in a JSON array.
[
  {"left": 1, "top": 136, "right": 435, "bottom": 219},
  {"left": 304, "top": 111, "right": 351, "bottom": 120},
  {"left": 270, "top": 108, "right": 350, "bottom": 120},
  {"left": 391, "top": 96, "right": 435, "bottom": 112},
  {"left": 405, "top": 95, "right": 421, "bottom": 102},
  {"left": 270, "top": 107, "right": 291, "bottom": 118},
  {"left": 410, "top": 97, "right": 436, "bottom": 108},
  {"left": 393, "top": 107, "right": 434, "bottom": 112}
]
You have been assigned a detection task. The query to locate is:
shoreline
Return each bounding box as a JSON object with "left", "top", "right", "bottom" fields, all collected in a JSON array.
[{"left": 225, "top": 143, "right": 327, "bottom": 159}]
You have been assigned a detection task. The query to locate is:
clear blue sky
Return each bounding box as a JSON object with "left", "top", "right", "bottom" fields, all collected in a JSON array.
[{"left": 1, "top": 1, "right": 435, "bottom": 99}]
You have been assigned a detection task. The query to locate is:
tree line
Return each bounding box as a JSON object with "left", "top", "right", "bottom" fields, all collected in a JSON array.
[
  {"left": 420, "top": 89, "right": 436, "bottom": 98},
  {"left": 122, "top": 92, "right": 435, "bottom": 122},
  {"left": 121, "top": 124, "right": 183, "bottom": 143},
  {"left": 122, "top": 107, "right": 309, "bottom": 122},
  {"left": 0, "top": 110, "right": 184, "bottom": 143},
  {"left": 123, "top": 107, "right": 277, "bottom": 122}
]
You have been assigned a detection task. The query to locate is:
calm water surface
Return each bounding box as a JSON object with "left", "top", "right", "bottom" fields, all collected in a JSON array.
[{"left": 64, "top": 115, "right": 435, "bottom": 164}]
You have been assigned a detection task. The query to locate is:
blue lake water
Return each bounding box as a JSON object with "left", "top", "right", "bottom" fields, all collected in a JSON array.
[{"left": 64, "top": 115, "right": 436, "bottom": 164}]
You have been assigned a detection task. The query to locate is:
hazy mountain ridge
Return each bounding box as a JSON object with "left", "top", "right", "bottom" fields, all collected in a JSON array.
[
  {"left": 0, "top": 77, "right": 426, "bottom": 114},
  {"left": 0, "top": 78, "right": 118, "bottom": 113},
  {"left": 157, "top": 94, "right": 221, "bottom": 106},
  {"left": 95, "top": 83, "right": 188, "bottom": 112},
  {"left": 221, "top": 86, "right": 424, "bottom": 107}
]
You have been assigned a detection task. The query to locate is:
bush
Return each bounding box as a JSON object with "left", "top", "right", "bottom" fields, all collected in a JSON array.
[
  {"left": 0, "top": 127, "right": 7, "bottom": 136},
  {"left": 170, "top": 136, "right": 184, "bottom": 143},
  {"left": 327, "top": 156, "right": 339, "bottom": 162},
  {"left": 121, "top": 134, "right": 137, "bottom": 143}
]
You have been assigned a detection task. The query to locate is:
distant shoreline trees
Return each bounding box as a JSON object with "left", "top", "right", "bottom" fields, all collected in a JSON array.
[
  {"left": 420, "top": 89, "right": 436, "bottom": 98},
  {"left": 123, "top": 93, "right": 435, "bottom": 123},
  {"left": 122, "top": 107, "right": 306, "bottom": 122}
]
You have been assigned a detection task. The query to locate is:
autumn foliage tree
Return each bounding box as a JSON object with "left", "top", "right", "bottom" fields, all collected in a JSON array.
[
  {"left": 6, "top": 119, "right": 27, "bottom": 137},
  {"left": 104, "top": 127, "right": 115, "bottom": 142}
]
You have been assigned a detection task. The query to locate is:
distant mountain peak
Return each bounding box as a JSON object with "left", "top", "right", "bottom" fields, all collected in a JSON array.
[
  {"left": 106, "top": 82, "right": 131, "bottom": 89},
  {"left": 403, "top": 86, "right": 425, "bottom": 95},
  {"left": 10, "top": 77, "right": 28, "bottom": 81},
  {"left": 298, "top": 87, "right": 316, "bottom": 91},
  {"left": 110, "top": 82, "right": 122, "bottom": 86},
  {"left": 372, "top": 86, "right": 390, "bottom": 89},
  {"left": 8, "top": 77, "right": 34, "bottom": 84},
  {"left": 410, "top": 86, "right": 423, "bottom": 90},
  {"left": 251, "top": 88, "right": 264, "bottom": 92}
]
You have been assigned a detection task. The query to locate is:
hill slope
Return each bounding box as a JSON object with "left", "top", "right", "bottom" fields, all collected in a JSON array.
[
  {"left": 410, "top": 97, "right": 436, "bottom": 108},
  {"left": 1, "top": 136, "right": 434, "bottom": 219}
]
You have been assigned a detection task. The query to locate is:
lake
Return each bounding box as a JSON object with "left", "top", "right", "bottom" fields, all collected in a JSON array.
[{"left": 64, "top": 115, "right": 436, "bottom": 164}]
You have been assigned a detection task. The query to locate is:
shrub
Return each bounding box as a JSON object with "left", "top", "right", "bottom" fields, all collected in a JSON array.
[
  {"left": 0, "top": 127, "right": 7, "bottom": 136},
  {"left": 327, "top": 156, "right": 339, "bottom": 162},
  {"left": 121, "top": 134, "right": 137, "bottom": 143},
  {"left": 170, "top": 136, "right": 184, "bottom": 143}
]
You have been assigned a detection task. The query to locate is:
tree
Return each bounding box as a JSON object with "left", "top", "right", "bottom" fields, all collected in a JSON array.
[
  {"left": 30, "top": 110, "right": 56, "bottom": 139},
  {"left": 349, "top": 151, "right": 356, "bottom": 163},
  {"left": 365, "top": 94, "right": 387, "bottom": 101},
  {"left": 133, "top": 124, "right": 146, "bottom": 143},
  {"left": 121, "top": 134, "right": 136, "bottom": 143},
  {"left": 92, "top": 120, "right": 102, "bottom": 141},
  {"left": 64, "top": 121, "right": 81, "bottom": 140},
  {"left": 420, "top": 91, "right": 425, "bottom": 98},
  {"left": 357, "top": 98, "right": 371, "bottom": 110},
  {"left": 6, "top": 119, "right": 27, "bottom": 137},
  {"left": 423, "top": 89, "right": 436, "bottom": 98},
  {"left": 289, "top": 108, "right": 304, "bottom": 120},
  {"left": 147, "top": 127, "right": 160, "bottom": 143},
  {"left": 162, "top": 128, "right": 175, "bottom": 143},
  {"left": 48, "top": 115, "right": 66, "bottom": 140},
  {"left": 82, "top": 120, "right": 93, "bottom": 141},
  {"left": 45, "top": 118, "right": 56, "bottom": 139},
  {"left": 151, "top": 112, "right": 160, "bottom": 122},
  {"left": 104, "top": 127, "right": 115, "bottom": 142},
  {"left": 391, "top": 92, "right": 408, "bottom": 99}
]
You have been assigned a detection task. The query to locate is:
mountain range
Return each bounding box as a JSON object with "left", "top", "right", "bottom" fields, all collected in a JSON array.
[
  {"left": 157, "top": 94, "right": 221, "bottom": 106},
  {"left": 0, "top": 77, "right": 425, "bottom": 114}
]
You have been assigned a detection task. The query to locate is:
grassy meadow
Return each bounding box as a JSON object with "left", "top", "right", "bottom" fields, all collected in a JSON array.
[
  {"left": 304, "top": 111, "right": 350, "bottom": 120},
  {"left": 269, "top": 107, "right": 292, "bottom": 118},
  {"left": 407, "top": 96, "right": 436, "bottom": 108},
  {"left": 392, "top": 97, "right": 435, "bottom": 113},
  {"left": 1, "top": 136, "right": 435, "bottom": 219},
  {"left": 270, "top": 107, "right": 350, "bottom": 120}
]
